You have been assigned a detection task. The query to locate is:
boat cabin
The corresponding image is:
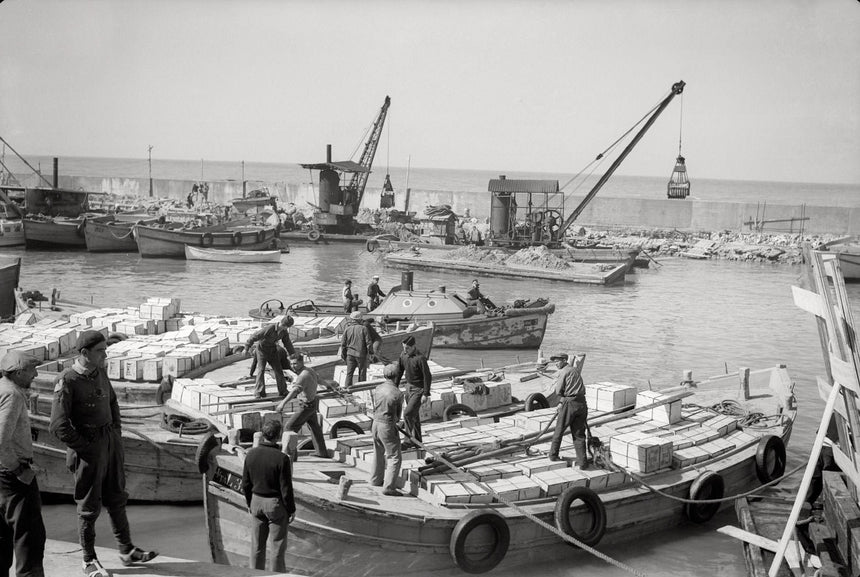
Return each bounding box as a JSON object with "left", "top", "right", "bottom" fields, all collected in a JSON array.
[
  {"left": 487, "top": 176, "right": 564, "bottom": 248},
  {"left": 23, "top": 187, "right": 101, "bottom": 218},
  {"left": 371, "top": 289, "right": 478, "bottom": 322}
]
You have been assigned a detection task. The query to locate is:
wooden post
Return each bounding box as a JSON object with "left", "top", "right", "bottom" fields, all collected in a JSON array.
[{"left": 739, "top": 367, "right": 750, "bottom": 400}]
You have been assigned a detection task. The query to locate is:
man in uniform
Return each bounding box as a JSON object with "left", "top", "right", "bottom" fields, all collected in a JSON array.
[
  {"left": 548, "top": 353, "right": 589, "bottom": 469},
  {"left": 244, "top": 316, "right": 296, "bottom": 399},
  {"left": 394, "top": 335, "right": 432, "bottom": 445},
  {"left": 49, "top": 330, "right": 157, "bottom": 577},
  {"left": 370, "top": 364, "right": 404, "bottom": 497},
  {"left": 0, "top": 351, "right": 46, "bottom": 577},
  {"left": 275, "top": 353, "right": 330, "bottom": 459},
  {"left": 241, "top": 420, "right": 295, "bottom": 572},
  {"left": 366, "top": 275, "right": 386, "bottom": 311},
  {"left": 340, "top": 311, "right": 379, "bottom": 391}
]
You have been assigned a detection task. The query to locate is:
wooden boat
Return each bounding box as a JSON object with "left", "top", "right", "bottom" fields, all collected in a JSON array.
[
  {"left": 383, "top": 250, "right": 629, "bottom": 285},
  {"left": 84, "top": 215, "right": 157, "bottom": 252},
  {"left": 200, "top": 363, "right": 796, "bottom": 575},
  {"left": 23, "top": 216, "right": 87, "bottom": 249},
  {"left": 0, "top": 192, "right": 25, "bottom": 247},
  {"left": 0, "top": 255, "right": 21, "bottom": 320},
  {"left": 134, "top": 222, "right": 278, "bottom": 258},
  {"left": 185, "top": 245, "right": 282, "bottom": 263},
  {"left": 285, "top": 289, "right": 555, "bottom": 349}
]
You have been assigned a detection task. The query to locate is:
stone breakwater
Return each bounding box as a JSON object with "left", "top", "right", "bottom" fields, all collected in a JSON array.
[{"left": 574, "top": 227, "right": 847, "bottom": 265}]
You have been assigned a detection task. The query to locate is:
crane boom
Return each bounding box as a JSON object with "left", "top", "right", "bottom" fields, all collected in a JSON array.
[
  {"left": 557, "top": 80, "right": 685, "bottom": 238},
  {"left": 346, "top": 95, "right": 391, "bottom": 213}
]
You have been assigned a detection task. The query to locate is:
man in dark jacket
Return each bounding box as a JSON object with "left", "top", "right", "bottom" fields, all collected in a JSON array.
[
  {"left": 244, "top": 316, "right": 296, "bottom": 398},
  {"left": 366, "top": 275, "right": 386, "bottom": 310},
  {"left": 394, "top": 335, "right": 432, "bottom": 445},
  {"left": 242, "top": 420, "right": 295, "bottom": 572},
  {"left": 340, "top": 311, "right": 379, "bottom": 390},
  {"left": 548, "top": 353, "right": 589, "bottom": 469},
  {"left": 49, "top": 330, "right": 157, "bottom": 577}
]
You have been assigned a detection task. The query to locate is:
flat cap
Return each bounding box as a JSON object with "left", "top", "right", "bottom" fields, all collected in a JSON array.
[
  {"left": 350, "top": 311, "right": 364, "bottom": 320},
  {"left": 549, "top": 353, "right": 569, "bottom": 362},
  {"left": 382, "top": 363, "right": 399, "bottom": 379},
  {"left": 372, "top": 275, "right": 380, "bottom": 279},
  {"left": 279, "top": 315, "right": 294, "bottom": 327},
  {"left": 402, "top": 335, "right": 416, "bottom": 347},
  {"left": 76, "top": 330, "right": 106, "bottom": 351},
  {"left": 0, "top": 350, "right": 39, "bottom": 372}
]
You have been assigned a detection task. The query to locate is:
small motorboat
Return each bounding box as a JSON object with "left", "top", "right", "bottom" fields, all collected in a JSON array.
[{"left": 184, "top": 245, "right": 282, "bottom": 263}]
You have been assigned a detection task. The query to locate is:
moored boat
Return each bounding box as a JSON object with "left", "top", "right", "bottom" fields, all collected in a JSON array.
[
  {"left": 184, "top": 245, "right": 282, "bottom": 263},
  {"left": 134, "top": 222, "right": 278, "bottom": 258},
  {"left": 0, "top": 255, "right": 21, "bottom": 320},
  {"left": 84, "top": 215, "right": 155, "bottom": 252},
  {"left": 23, "top": 216, "right": 87, "bottom": 249},
  {"left": 200, "top": 363, "right": 796, "bottom": 575}
]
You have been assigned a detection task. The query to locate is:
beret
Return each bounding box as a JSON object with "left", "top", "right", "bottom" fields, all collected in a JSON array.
[
  {"left": 76, "top": 330, "right": 106, "bottom": 351},
  {"left": 350, "top": 311, "right": 364, "bottom": 320},
  {"left": 382, "top": 363, "right": 399, "bottom": 379},
  {"left": 402, "top": 335, "right": 416, "bottom": 347},
  {"left": 0, "top": 350, "right": 39, "bottom": 372}
]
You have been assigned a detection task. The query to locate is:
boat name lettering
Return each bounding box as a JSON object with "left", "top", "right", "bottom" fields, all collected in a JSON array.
[
  {"left": 213, "top": 467, "right": 243, "bottom": 493},
  {"left": 523, "top": 319, "right": 537, "bottom": 327}
]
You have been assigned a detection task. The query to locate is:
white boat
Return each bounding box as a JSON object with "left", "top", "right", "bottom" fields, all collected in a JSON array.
[{"left": 184, "top": 245, "right": 282, "bottom": 263}]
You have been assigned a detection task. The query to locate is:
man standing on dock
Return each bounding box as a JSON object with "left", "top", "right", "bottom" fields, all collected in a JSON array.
[
  {"left": 340, "top": 311, "right": 379, "bottom": 391},
  {"left": 0, "top": 351, "right": 46, "bottom": 577},
  {"left": 394, "top": 335, "right": 432, "bottom": 446},
  {"left": 242, "top": 420, "right": 295, "bottom": 573},
  {"left": 371, "top": 363, "right": 404, "bottom": 496},
  {"left": 366, "top": 275, "right": 386, "bottom": 310},
  {"left": 275, "top": 353, "right": 330, "bottom": 459},
  {"left": 244, "top": 316, "right": 296, "bottom": 399},
  {"left": 548, "top": 353, "right": 589, "bottom": 469},
  {"left": 49, "top": 330, "right": 157, "bottom": 577}
]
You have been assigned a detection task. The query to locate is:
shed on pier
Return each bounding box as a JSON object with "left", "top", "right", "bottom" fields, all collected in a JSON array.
[{"left": 487, "top": 176, "right": 563, "bottom": 247}]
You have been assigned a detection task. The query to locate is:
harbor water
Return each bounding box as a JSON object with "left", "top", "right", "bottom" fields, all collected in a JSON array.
[{"left": 12, "top": 242, "right": 859, "bottom": 577}]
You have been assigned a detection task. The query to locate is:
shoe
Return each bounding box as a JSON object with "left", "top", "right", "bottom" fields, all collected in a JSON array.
[
  {"left": 83, "top": 559, "right": 111, "bottom": 577},
  {"left": 382, "top": 489, "right": 403, "bottom": 497},
  {"left": 119, "top": 547, "right": 158, "bottom": 566},
  {"left": 577, "top": 463, "right": 590, "bottom": 471},
  {"left": 548, "top": 454, "right": 560, "bottom": 462}
]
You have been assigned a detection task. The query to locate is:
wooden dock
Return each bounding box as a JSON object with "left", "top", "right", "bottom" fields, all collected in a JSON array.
[{"left": 44, "top": 539, "right": 299, "bottom": 576}]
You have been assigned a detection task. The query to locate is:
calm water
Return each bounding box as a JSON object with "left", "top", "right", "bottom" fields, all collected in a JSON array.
[{"left": 13, "top": 243, "right": 858, "bottom": 577}]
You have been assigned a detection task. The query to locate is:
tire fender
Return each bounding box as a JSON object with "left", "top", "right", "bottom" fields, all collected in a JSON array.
[
  {"left": 524, "top": 392, "right": 549, "bottom": 412},
  {"left": 755, "top": 435, "right": 786, "bottom": 484},
  {"left": 308, "top": 229, "right": 321, "bottom": 242},
  {"left": 449, "top": 510, "right": 510, "bottom": 574},
  {"left": 443, "top": 403, "right": 477, "bottom": 421},
  {"left": 553, "top": 486, "right": 607, "bottom": 547},
  {"left": 232, "top": 231, "right": 242, "bottom": 246},
  {"left": 366, "top": 238, "right": 379, "bottom": 252},
  {"left": 201, "top": 232, "right": 214, "bottom": 247},
  {"left": 685, "top": 471, "right": 725, "bottom": 523},
  {"left": 156, "top": 375, "right": 174, "bottom": 405},
  {"left": 256, "top": 229, "right": 265, "bottom": 243},
  {"left": 195, "top": 432, "right": 221, "bottom": 474},
  {"left": 329, "top": 420, "right": 365, "bottom": 439}
]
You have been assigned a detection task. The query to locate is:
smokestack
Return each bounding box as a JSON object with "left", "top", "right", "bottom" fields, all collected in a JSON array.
[
  {"left": 499, "top": 175, "right": 506, "bottom": 180},
  {"left": 53, "top": 157, "right": 59, "bottom": 188},
  {"left": 326, "top": 145, "right": 332, "bottom": 163}
]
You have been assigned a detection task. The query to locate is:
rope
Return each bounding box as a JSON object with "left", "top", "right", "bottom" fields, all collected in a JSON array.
[{"left": 108, "top": 226, "right": 135, "bottom": 240}]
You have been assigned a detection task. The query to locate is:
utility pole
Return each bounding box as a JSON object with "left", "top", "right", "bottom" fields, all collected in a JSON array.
[{"left": 147, "top": 145, "right": 154, "bottom": 197}]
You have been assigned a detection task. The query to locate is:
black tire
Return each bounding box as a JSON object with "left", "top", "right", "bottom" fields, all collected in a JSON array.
[
  {"left": 755, "top": 435, "right": 786, "bottom": 484},
  {"left": 329, "top": 420, "right": 365, "bottom": 439},
  {"left": 449, "top": 510, "right": 510, "bottom": 574},
  {"left": 308, "top": 229, "right": 321, "bottom": 242},
  {"left": 524, "top": 392, "right": 549, "bottom": 412},
  {"left": 155, "top": 376, "right": 174, "bottom": 405},
  {"left": 195, "top": 432, "right": 220, "bottom": 474},
  {"left": 685, "top": 471, "right": 725, "bottom": 523},
  {"left": 366, "top": 238, "right": 379, "bottom": 252},
  {"left": 443, "top": 403, "right": 477, "bottom": 421},
  {"left": 553, "top": 486, "right": 607, "bottom": 547},
  {"left": 297, "top": 438, "right": 316, "bottom": 451},
  {"left": 201, "top": 232, "right": 214, "bottom": 247}
]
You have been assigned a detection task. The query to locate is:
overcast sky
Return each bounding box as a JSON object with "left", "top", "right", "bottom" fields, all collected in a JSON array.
[{"left": 1, "top": 0, "right": 858, "bottom": 184}]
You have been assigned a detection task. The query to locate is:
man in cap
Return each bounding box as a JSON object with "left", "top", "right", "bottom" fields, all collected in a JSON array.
[
  {"left": 50, "top": 330, "right": 157, "bottom": 577},
  {"left": 244, "top": 316, "right": 296, "bottom": 399},
  {"left": 466, "top": 279, "right": 490, "bottom": 313},
  {"left": 366, "top": 275, "right": 387, "bottom": 311},
  {"left": 370, "top": 363, "right": 404, "bottom": 497},
  {"left": 275, "top": 353, "right": 330, "bottom": 459},
  {"left": 342, "top": 279, "right": 359, "bottom": 313},
  {"left": 394, "top": 335, "right": 432, "bottom": 445},
  {"left": 0, "top": 351, "right": 46, "bottom": 577},
  {"left": 548, "top": 353, "right": 589, "bottom": 469},
  {"left": 340, "top": 311, "right": 378, "bottom": 391}
]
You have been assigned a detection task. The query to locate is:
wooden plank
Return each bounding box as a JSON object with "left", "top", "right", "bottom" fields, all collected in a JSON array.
[
  {"left": 792, "top": 285, "right": 828, "bottom": 319},
  {"left": 718, "top": 525, "right": 820, "bottom": 569},
  {"left": 736, "top": 497, "right": 769, "bottom": 577},
  {"left": 818, "top": 378, "right": 849, "bottom": 420},
  {"left": 822, "top": 470, "right": 860, "bottom": 577},
  {"left": 828, "top": 450, "right": 860, "bottom": 504},
  {"left": 829, "top": 355, "right": 860, "bottom": 396}
]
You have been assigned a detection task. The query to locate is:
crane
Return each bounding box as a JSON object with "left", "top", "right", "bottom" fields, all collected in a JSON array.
[
  {"left": 556, "top": 80, "right": 686, "bottom": 239},
  {"left": 345, "top": 95, "right": 390, "bottom": 214}
]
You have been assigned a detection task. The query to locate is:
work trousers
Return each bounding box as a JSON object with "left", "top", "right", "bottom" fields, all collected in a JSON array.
[
  {"left": 343, "top": 355, "right": 367, "bottom": 389},
  {"left": 254, "top": 347, "right": 288, "bottom": 398},
  {"left": 370, "top": 420, "right": 402, "bottom": 492},
  {"left": 0, "top": 471, "right": 45, "bottom": 577},
  {"left": 368, "top": 296, "right": 381, "bottom": 311},
  {"left": 249, "top": 494, "right": 288, "bottom": 573},
  {"left": 549, "top": 399, "right": 588, "bottom": 467},
  {"left": 284, "top": 400, "right": 328, "bottom": 458},
  {"left": 70, "top": 427, "right": 133, "bottom": 561},
  {"left": 402, "top": 386, "right": 424, "bottom": 444}
]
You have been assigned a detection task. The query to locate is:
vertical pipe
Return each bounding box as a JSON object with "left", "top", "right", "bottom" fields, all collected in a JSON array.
[{"left": 52, "top": 157, "right": 58, "bottom": 188}]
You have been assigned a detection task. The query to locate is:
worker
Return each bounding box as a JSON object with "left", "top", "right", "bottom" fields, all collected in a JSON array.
[
  {"left": 241, "top": 420, "right": 295, "bottom": 573},
  {"left": 468, "top": 224, "right": 483, "bottom": 246},
  {"left": 394, "top": 335, "right": 432, "bottom": 446},
  {"left": 342, "top": 279, "right": 358, "bottom": 313},
  {"left": 49, "top": 330, "right": 158, "bottom": 577},
  {"left": 274, "top": 353, "right": 330, "bottom": 459},
  {"left": 466, "top": 279, "right": 489, "bottom": 313},
  {"left": 370, "top": 363, "right": 404, "bottom": 497},
  {"left": 340, "top": 311, "right": 379, "bottom": 391},
  {"left": 366, "top": 275, "right": 387, "bottom": 311},
  {"left": 244, "top": 316, "right": 296, "bottom": 399},
  {"left": 547, "top": 353, "right": 589, "bottom": 469},
  {"left": 0, "top": 351, "right": 46, "bottom": 577}
]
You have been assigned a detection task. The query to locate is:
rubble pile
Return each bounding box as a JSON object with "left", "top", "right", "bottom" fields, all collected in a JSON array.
[
  {"left": 441, "top": 245, "right": 507, "bottom": 264},
  {"left": 505, "top": 245, "right": 569, "bottom": 270}
]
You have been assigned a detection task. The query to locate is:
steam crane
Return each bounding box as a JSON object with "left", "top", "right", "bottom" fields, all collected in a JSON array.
[{"left": 300, "top": 96, "right": 391, "bottom": 234}]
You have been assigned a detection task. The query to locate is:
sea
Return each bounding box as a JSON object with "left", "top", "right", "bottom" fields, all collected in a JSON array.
[{"left": 8, "top": 155, "right": 860, "bottom": 577}]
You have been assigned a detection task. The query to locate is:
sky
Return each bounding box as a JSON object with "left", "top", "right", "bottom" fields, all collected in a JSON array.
[{"left": 1, "top": 0, "right": 858, "bottom": 185}]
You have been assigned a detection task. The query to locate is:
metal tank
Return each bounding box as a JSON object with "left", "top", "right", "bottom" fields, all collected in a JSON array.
[
  {"left": 490, "top": 192, "right": 515, "bottom": 239},
  {"left": 318, "top": 169, "right": 340, "bottom": 212}
]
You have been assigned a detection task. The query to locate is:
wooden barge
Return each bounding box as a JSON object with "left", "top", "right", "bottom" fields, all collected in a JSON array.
[{"left": 133, "top": 223, "right": 278, "bottom": 258}]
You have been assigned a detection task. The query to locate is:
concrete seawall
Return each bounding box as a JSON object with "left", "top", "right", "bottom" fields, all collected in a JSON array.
[{"left": 54, "top": 174, "right": 859, "bottom": 235}]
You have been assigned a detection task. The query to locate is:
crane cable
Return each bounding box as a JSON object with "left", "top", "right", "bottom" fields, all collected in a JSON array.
[{"left": 677, "top": 92, "right": 684, "bottom": 156}]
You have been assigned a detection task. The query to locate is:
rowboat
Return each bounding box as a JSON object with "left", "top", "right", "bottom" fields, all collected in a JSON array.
[
  {"left": 285, "top": 289, "right": 555, "bottom": 349},
  {"left": 134, "top": 222, "right": 278, "bottom": 258},
  {"left": 185, "top": 245, "right": 282, "bottom": 263},
  {"left": 23, "top": 217, "right": 87, "bottom": 249},
  {"left": 84, "top": 215, "right": 157, "bottom": 252},
  {"left": 200, "top": 362, "right": 796, "bottom": 575}
]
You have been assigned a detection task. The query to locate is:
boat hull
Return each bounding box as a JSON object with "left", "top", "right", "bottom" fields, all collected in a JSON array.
[
  {"left": 134, "top": 224, "right": 278, "bottom": 258},
  {"left": 835, "top": 250, "right": 860, "bottom": 281},
  {"left": 0, "top": 256, "right": 21, "bottom": 319},
  {"left": 23, "top": 218, "right": 86, "bottom": 249},
  {"left": 84, "top": 219, "right": 140, "bottom": 252},
  {"left": 184, "top": 245, "right": 282, "bottom": 263},
  {"left": 0, "top": 220, "right": 24, "bottom": 247}
]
